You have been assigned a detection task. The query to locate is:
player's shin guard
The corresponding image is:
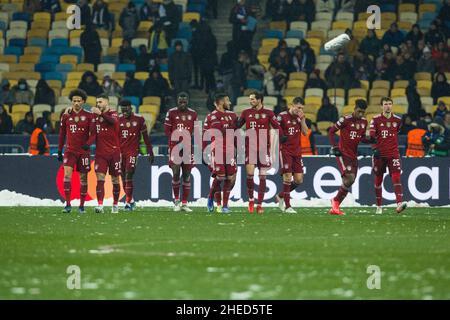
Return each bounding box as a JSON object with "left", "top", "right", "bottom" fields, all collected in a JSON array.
[
  {"left": 181, "top": 181, "right": 191, "bottom": 205},
  {"left": 96, "top": 180, "right": 105, "bottom": 205},
  {"left": 223, "top": 179, "right": 232, "bottom": 207},
  {"left": 80, "top": 183, "right": 87, "bottom": 207},
  {"left": 258, "top": 176, "right": 266, "bottom": 205},
  {"left": 391, "top": 172, "right": 403, "bottom": 204},
  {"left": 64, "top": 180, "right": 71, "bottom": 206},
  {"left": 283, "top": 182, "right": 291, "bottom": 209},
  {"left": 246, "top": 175, "right": 254, "bottom": 201},
  {"left": 209, "top": 177, "right": 222, "bottom": 200},
  {"left": 112, "top": 183, "right": 120, "bottom": 206},
  {"left": 172, "top": 179, "right": 181, "bottom": 202},
  {"left": 125, "top": 179, "right": 133, "bottom": 203},
  {"left": 375, "top": 175, "right": 383, "bottom": 206},
  {"left": 334, "top": 185, "right": 349, "bottom": 204},
  {"left": 278, "top": 182, "right": 298, "bottom": 198}
]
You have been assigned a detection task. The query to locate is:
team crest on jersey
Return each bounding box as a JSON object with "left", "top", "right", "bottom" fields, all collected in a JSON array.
[
  {"left": 132, "top": 121, "right": 137, "bottom": 127},
  {"left": 74, "top": 116, "right": 79, "bottom": 122},
  {"left": 393, "top": 122, "right": 397, "bottom": 128},
  {"left": 188, "top": 115, "right": 192, "bottom": 120},
  {"left": 99, "top": 117, "right": 104, "bottom": 122},
  {"left": 293, "top": 120, "right": 297, "bottom": 125},
  {"left": 211, "top": 115, "right": 216, "bottom": 120},
  {"left": 262, "top": 114, "right": 266, "bottom": 119},
  {"left": 387, "top": 122, "right": 391, "bottom": 128},
  {"left": 81, "top": 116, "right": 86, "bottom": 121},
  {"left": 126, "top": 122, "right": 131, "bottom": 128},
  {"left": 362, "top": 124, "right": 365, "bottom": 129},
  {"left": 255, "top": 114, "right": 260, "bottom": 119},
  {"left": 356, "top": 123, "right": 360, "bottom": 129},
  {"left": 181, "top": 115, "right": 186, "bottom": 121},
  {"left": 347, "top": 166, "right": 352, "bottom": 171}
]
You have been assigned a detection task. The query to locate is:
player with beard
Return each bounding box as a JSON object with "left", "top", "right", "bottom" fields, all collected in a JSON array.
[
  {"left": 203, "top": 93, "right": 237, "bottom": 213},
  {"left": 164, "top": 92, "right": 198, "bottom": 212}
]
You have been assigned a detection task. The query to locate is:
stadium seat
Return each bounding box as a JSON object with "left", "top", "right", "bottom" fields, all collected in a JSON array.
[
  {"left": 35, "top": 62, "right": 55, "bottom": 73},
  {"left": 289, "top": 72, "right": 307, "bottom": 81},
  {"left": 139, "top": 104, "right": 160, "bottom": 116},
  {"left": 417, "top": 80, "right": 432, "bottom": 90},
  {"left": 417, "top": 88, "right": 431, "bottom": 96},
  {"left": 182, "top": 12, "right": 200, "bottom": 23},
  {"left": 33, "top": 104, "right": 52, "bottom": 113},
  {"left": 398, "top": 3, "right": 416, "bottom": 13},
  {"left": 246, "top": 80, "right": 262, "bottom": 90},
  {"left": 98, "top": 63, "right": 116, "bottom": 73},
  {"left": 285, "top": 38, "right": 300, "bottom": 48},
  {"left": 285, "top": 30, "right": 304, "bottom": 39},
  {"left": 393, "top": 80, "right": 409, "bottom": 89},
  {"left": 117, "top": 64, "right": 136, "bottom": 73},
  {"left": 284, "top": 88, "right": 303, "bottom": 96},
  {"left": 265, "top": 29, "right": 283, "bottom": 39},
  {"left": 348, "top": 97, "right": 366, "bottom": 106},
  {"left": 143, "top": 96, "right": 161, "bottom": 106},
  {"left": 305, "top": 88, "right": 324, "bottom": 97},
  {"left": 332, "top": 20, "right": 352, "bottom": 30},
  {"left": 290, "top": 21, "right": 308, "bottom": 34},
  {"left": 269, "top": 21, "right": 287, "bottom": 31},
  {"left": 348, "top": 88, "right": 367, "bottom": 98},
  {"left": 305, "top": 96, "right": 322, "bottom": 106},
  {"left": 40, "top": 55, "right": 59, "bottom": 64},
  {"left": 43, "top": 72, "right": 65, "bottom": 82},
  {"left": 131, "top": 38, "right": 148, "bottom": 48},
  {"left": 316, "top": 121, "right": 333, "bottom": 134},
  {"left": 370, "top": 88, "right": 389, "bottom": 97},
  {"left": 392, "top": 105, "right": 407, "bottom": 114},
  {"left": 415, "top": 72, "right": 432, "bottom": 81},
  {"left": 438, "top": 96, "right": 450, "bottom": 105},
  {"left": 135, "top": 72, "right": 149, "bottom": 81},
  {"left": 76, "top": 63, "right": 95, "bottom": 72},
  {"left": 123, "top": 96, "right": 140, "bottom": 108},
  {"left": 287, "top": 80, "right": 305, "bottom": 89},
  {"left": 11, "top": 104, "right": 31, "bottom": 113},
  {"left": 335, "top": 11, "right": 354, "bottom": 21}
]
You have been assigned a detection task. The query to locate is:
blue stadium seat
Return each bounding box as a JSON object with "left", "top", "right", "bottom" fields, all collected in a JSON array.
[
  {"left": 265, "top": 29, "right": 284, "bottom": 39},
  {"left": 380, "top": 4, "right": 396, "bottom": 12},
  {"left": 170, "top": 38, "right": 189, "bottom": 52},
  {"left": 0, "top": 21, "right": 7, "bottom": 31},
  {"left": 28, "top": 38, "right": 47, "bottom": 47},
  {"left": 286, "top": 30, "right": 304, "bottom": 39},
  {"left": 43, "top": 72, "right": 66, "bottom": 82},
  {"left": 4, "top": 46, "right": 23, "bottom": 57},
  {"left": 418, "top": 19, "right": 433, "bottom": 31},
  {"left": 51, "top": 38, "right": 69, "bottom": 47},
  {"left": 35, "top": 63, "right": 56, "bottom": 73},
  {"left": 43, "top": 47, "right": 65, "bottom": 56},
  {"left": 55, "top": 64, "right": 74, "bottom": 72},
  {"left": 117, "top": 64, "right": 136, "bottom": 72},
  {"left": 176, "top": 27, "right": 192, "bottom": 41},
  {"left": 246, "top": 80, "right": 263, "bottom": 90},
  {"left": 102, "top": 55, "right": 118, "bottom": 64},
  {"left": 40, "top": 55, "right": 59, "bottom": 64},
  {"left": 159, "top": 64, "right": 168, "bottom": 72},
  {"left": 9, "top": 38, "right": 27, "bottom": 47},
  {"left": 123, "top": 96, "right": 140, "bottom": 108},
  {"left": 12, "top": 12, "right": 31, "bottom": 22},
  {"left": 422, "top": 12, "right": 438, "bottom": 21},
  {"left": 187, "top": 4, "right": 206, "bottom": 16},
  {"left": 190, "top": 0, "right": 207, "bottom": 4},
  {"left": 64, "top": 47, "right": 83, "bottom": 61}
]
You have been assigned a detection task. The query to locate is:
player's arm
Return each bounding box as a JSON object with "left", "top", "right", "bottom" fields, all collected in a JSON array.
[
  {"left": 85, "top": 117, "right": 97, "bottom": 147},
  {"left": 163, "top": 112, "right": 172, "bottom": 137},
  {"left": 328, "top": 118, "right": 344, "bottom": 156},
  {"left": 57, "top": 115, "right": 66, "bottom": 161},
  {"left": 236, "top": 110, "right": 246, "bottom": 128},
  {"left": 368, "top": 119, "right": 380, "bottom": 157},
  {"left": 298, "top": 109, "right": 308, "bottom": 136},
  {"left": 101, "top": 111, "right": 118, "bottom": 124},
  {"left": 141, "top": 121, "right": 154, "bottom": 155}
]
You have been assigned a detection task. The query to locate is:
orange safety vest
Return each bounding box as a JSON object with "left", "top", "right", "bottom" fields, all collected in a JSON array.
[
  {"left": 28, "top": 128, "right": 50, "bottom": 156},
  {"left": 405, "top": 128, "right": 426, "bottom": 157},
  {"left": 300, "top": 128, "right": 316, "bottom": 155}
]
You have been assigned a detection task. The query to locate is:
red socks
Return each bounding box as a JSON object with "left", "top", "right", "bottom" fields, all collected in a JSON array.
[
  {"left": 375, "top": 175, "right": 383, "bottom": 206},
  {"left": 64, "top": 180, "right": 71, "bottom": 206},
  {"left": 209, "top": 177, "right": 222, "bottom": 199},
  {"left": 80, "top": 183, "right": 87, "bottom": 207},
  {"left": 246, "top": 175, "right": 254, "bottom": 201},
  {"left": 182, "top": 181, "right": 190, "bottom": 205},
  {"left": 172, "top": 179, "right": 180, "bottom": 202},
  {"left": 258, "top": 176, "right": 266, "bottom": 205},
  {"left": 112, "top": 183, "right": 120, "bottom": 206},
  {"left": 278, "top": 182, "right": 298, "bottom": 198},
  {"left": 334, "top": 185, "right": 349, "bottom": 204},
  {"left": 223, "top": 179, "right": 232, "bottom": 207},
  {"left": 125, "top": 179, "right": 133, "bottom": 203},
  {"left": 391, "top": 172, "right": 403, "bottom": 204},
  {"left": 283, "top": 182, "right": 291, "bottom": 208},
  {"left": 96, "top": 180, "right": 105, "bottom": 205}
]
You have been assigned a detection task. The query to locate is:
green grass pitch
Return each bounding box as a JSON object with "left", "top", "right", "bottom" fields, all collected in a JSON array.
[{"left": 0, "top": 206, "right": 449, "bottom": 299}]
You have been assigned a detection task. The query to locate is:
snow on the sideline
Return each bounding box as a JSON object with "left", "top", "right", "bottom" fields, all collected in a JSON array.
[{"left": 0, "top": 190, "right": 434, "bottom": 208}]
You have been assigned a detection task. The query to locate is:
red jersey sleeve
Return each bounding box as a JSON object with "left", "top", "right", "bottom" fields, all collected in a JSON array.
[
  {"left": 58, "top": 114, "right": 67, "bottom": 152},
  {"left": 164, "top": 110, "right": 172, "bottom": 137}
]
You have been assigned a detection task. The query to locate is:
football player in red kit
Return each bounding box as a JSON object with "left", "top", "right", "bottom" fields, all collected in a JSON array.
[
  {"left": 58, "top": 89, "right": 93, "bottom": 213},
  {"left": 328, "top": 99, "right": 374, "bottom": 215},
  {"left": 164, "top": 92, "right": 198, "bottom": 212},
  {"left": 118, "top": 99, "right": 154, "bottom": 211},
  {"left": 274, "top": 97, "right": 308, "bottom": 213},
  {"left": 237, "top": 91, "right": 282, "bottom": 214},
  {"left": 86, "top": 94, "right": 122, "bottom": 213},
  {"left": 369, "top": 97, "right": 407, "bottom": 214},
  {"left": 203, "top": 93, "right": 237, "bottom": 214}
]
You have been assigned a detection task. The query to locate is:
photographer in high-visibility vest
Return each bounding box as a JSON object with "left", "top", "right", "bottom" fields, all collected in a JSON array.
[
  {"left": 422, "top": 117, "right": 450, "bottom": 157},
  {"left": 405, "top": 120, "right": 428, "bottom": 157},
  {"left": 300, "top": 119, "right": 317, "bottom": 155},
  {"left": 28, "top": 117, "right": 49, "bottom": 156}
]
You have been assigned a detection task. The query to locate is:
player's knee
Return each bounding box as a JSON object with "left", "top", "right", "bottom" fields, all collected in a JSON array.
[
  {"left": 111, "top": 176, "right": 120, "bottom": 184},
  {"left": 182, "top": 172, "right": 191, "bottom": 182},
  {"left": 294, "top": 176, "right": 303, "bottom": 185},
  {"left": 80, "top": 174, "right": 88, "bottom": 184},
  {"left": 96, "top": 174, "right": 105, "bottom": 181},
  {"left": 345, "top": 175, "right": 356, "bottom": 186},
  {"left": 125, "top": 172, "right": 134, "bottom": 180}
]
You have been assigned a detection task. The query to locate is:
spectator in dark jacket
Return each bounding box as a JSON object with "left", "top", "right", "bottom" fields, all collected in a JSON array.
[
  {"left": 168, "top": 40, "right": 193, "bottom": 94},
  {"left": 41, "top": 0, "right": 61, "bottom": 14},
  {"left": 219, "top": 41, "right": 236, "bottom": 98},
  {"left": 78, "top": 71, "right": 103, "bottom": 97},
  {"left": 78, "top": 0, "right": 92, "bottom": 27},
  {"left": 406, "top": 80, "right": 426, "bottom": 121},
  {"left": 80, "top": 23, "right": 102, "bottom": 67},
  {"left": 191, "top": 20, "right": 206, "bottom": 89},
  {"left": 382, "top": 23, "right": 404, "bottom": 48},
  {"left": 399, "top": 114, "right": 416, "bottom": 135},
  {"left": 405, "top": 24, "right": 424, "bottom": 47},
  {"left": 15, "top": 111, "right": 35, "bottom": 135},
  {"left": 119, "top": 2, "right": 140, "bottom": 41},
  {"left": 229, "top": 0, "right": 249, "bottom": 45},
  {"left": 305, "top": 69, "right": 327, "bottom": 90},
  {"left": 325, "top": 53, "right": 353, "bottom": 90},
  {"left": 359, "top": 29, "right": 381, "bottom": 59},
  {"left": 0, "top": 104, "right": 13, "bottom": 134},
  {"left": 140, "top": 0, "right": 160, "bottom": 21},
  {"left": 298, "top": 39, "right": 316, "bottom": 74},
  {"left": 136, "top": 45, "right": 152, "bottom": 72},
  {"left": 143, "top": 69, "right": 170, "bottom": 98},
  {"left": 424, "top": 21, "right": 446, "bottom": 47},
  {"left": 269, "top": 40, "right": 289, "bottom": 66},
  {"left": 298, "top": 0, "right": 315, "bottom": 26},
  {"left": 10, "top": 79, "right": 34, "bottom": 105},
  {"left": 160, "top": 0, "right": 181, "bottom": 43},
  {"left": 0, "top": 79, "right": 13, "bottom": 106},
  {"left": 92, "top": 0, "right": 111, "bottom": 30},
  {"left": 265, "top": 0, "right": 284, "bottom": 21},
  {"left": 431, "top": 72, "right": 450, "bottom": 104},
  {"left": 119, "top": 39, "right": 137, "bottom": 64},
  {"left": 123, "top": 72, "right": 143, "bottom": 98},
  {"left": 271, "top": 48, "right": 291, "bottom": 74},
  {"left": 316, "top": 96, "right": 338, "bottom": 123},
  {"left": 417, "top": 46, "right": 436, "bottom": 74},
  {"left": 230, "top": 51, "right": 249, "bottom": 105},
  {"left": 42, "top": 111, "right": 55, "bottom": 134},
  {"left": 34, "top": 79, "right": 55, "bottom": 106},
  {"left": 199, "top": 25, "right": 218, "bottom": 93},
  {"left": 433, "top": 101, "right": 448, "bottom": 119},
  {"left": 283, "top": 0, "right": 301, "bottom": 24}
]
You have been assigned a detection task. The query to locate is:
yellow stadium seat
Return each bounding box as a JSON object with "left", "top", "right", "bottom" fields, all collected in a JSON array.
[
  {"left": 67, "top": 72, "right": 83, "bottom": 81},
  {"left": 348, "top": 88, "right": 367, "bottom": 98},
  {"left": 370, "top": 88, "right": 389, "bottom": 97},
  {"left": 19, "top": 55, "right": 39, "bottom": 63},
  {"left": 139, "top": 104, "right": 160, "bottom": 115},
  {"left": 112, "top": 72, "right": 126, "bottom": 80},
  {"left": 269, "top": 21, "right": 287, "bottom": 31},
  {"left": 375, "top": 29, "right": 386, "bottom": 38},
  {"left": 284, "top": 96, "right": 295, "bottom": 104},
  {"left": 358, "top": 12, "right": 371, "bottom": 21},
  {"left": 353, "top": 20, "right": 367, "bottom": 30},
  {"left": 135, "top": 72, "right": 149, "bottom": 81},
  {"left": 0, "top": 55, "right": 17, "bottom": 63},
  {"left": 182, "top": 12, "right": 200, "bottom": 22},
  {"left": 61, "top": 87, "right": 74, "bottom": 97},
  {"left": 415, "top": 72, "right": 432, "bottom": 81},
  {"left": 24, "top": 46, "right": 42, "bottom": 56},
  {"left": 419, "top": 4, "right": 436, "bottom": 18},
  {"left": 284, "top": 88, "right": 303, "bottom": 96},
  {"left": 317, "top": 121, "right": 334, "bottom": 134},
  {"left": 305, "top": 96, "right": 322, "bottom": 106},
  {"left": 47, "top": 80, "right": 62, "bottom": 89},
  {"left": 348, "top": 96, "right": 366, "bottom": 106},
  {"left": 60, "top": 55, "right": 78, "bottom": 66},
  {"left": 9, "top": 63, "right": 34, "bottom": 72},
  {"left": 34, "top": 11, "right": 51, "bottom": 22},
  {"left": 392, "top": 105, "right": 407, "bottom": 114},
  {"left": 417, "top": 80, "right": 432, "bottom": 90},
  {"left": 305, "top": 37, "right": 321, "bottom": 48},
  {"left": 142, "top": 96, "right": 161, "bottom": 106},
  {"left": 76, "top": 63, "right": 94, "bottom": 72},
  {"left": 372, "top": 80, "right": 390, "bottom": 90},
  {"left": 307, "top": 30, "right": 325, "bottom": 41},
  {"left": 31, "top": 21, "right": 50, "bottom": 30},
  {"left": 258, "top": 46, "right": 273, "bottom": 55},
  {"left": 111, "top": 38, "right": 123, "bottom": 48},
  {"left": 257, "top": 54, "right": 269, "bottom": 64},
  {"left": 289, "top": 72, "right": 307, "bottom": 81},
  {"left": 305, "top": 88, "right": 324, "bottom": 97},
  {"left": 54, "top": 12, "right": 69, "bottom": 21},
  {"left": 138, "top": 20, "right": 153, "bottom": 32},
  {"left": 398, "top": 3, "right": 416, "bottom": 12},
  {"left": 327, "top": 88, "right": 345, "bottom": 98},
  {"left": 391, "top": 88, "right": 405, "bottom": 97},
  {"left": 332, "top": 21, "right": 352, "bottom": 30},
  {"left": 393, "top": 80, "right": 409, "bottom": 89},
  {"left": 417, "top": 88, "right": 431, "bottom": 97},
  {"left": 12, "top": 113, "right": 24, "bottom": 126},
  {"left": 360, "top": 80, "right": 370, "bottom": 91},
  {"left": 342, "top": 105, "right": 355, "bottom": 114},
  {"left": 86, "top": 96, "right": 97, "bottom": 106},
  {"left": 65, "top": 79, "right": 80, "bottom": 89},
  {"left": 12, "top": 104, "right": 31, "bottom": 113},
  {"left": 437, "top": 96, "right": 450, "bottom": 105},
  {"left": 397, "top": 21, "right": 412, "bottom": 31},
  {"left": 261, "top": 38, "right": 279, "bottom": 48},
  {"left": 27, "top": 29, "right": 49, "bottom": 39},
  {"left": 304, "top": 112, "right": 317, "bottom": 123},
  {"left": 287, "top": 80, "right": 305, "bottom": 89},
  {"left": 370, "top": 96, "right": 383, "bottom": 106}
]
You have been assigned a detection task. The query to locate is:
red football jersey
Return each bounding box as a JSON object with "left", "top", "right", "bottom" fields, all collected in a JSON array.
[
  {"left": 92, "top": 110, "right": 121, "bottom": 156},
  {"left": 164, "top": 107, "right": 198, "bottom": 149},
  {"left": 58, "top": 109, "right": 93, "bottom": 154},
  {"left": 118, "top": 113, "right": 148, "bottom": 155},
  {"left": 203, "top": 109, "right": 237, "bottom": 152},
  {"left": 369, "top": 113, "right": 402, "bottom": 158},
  {"left": 277, "top": 110, "right": 303, "bottom": 156},
  {"left": 238, "top": 106, "right": 280, "bottom": 151},
  {"left": 333, "top": 114, "right": 368, "bottom": 159}
]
